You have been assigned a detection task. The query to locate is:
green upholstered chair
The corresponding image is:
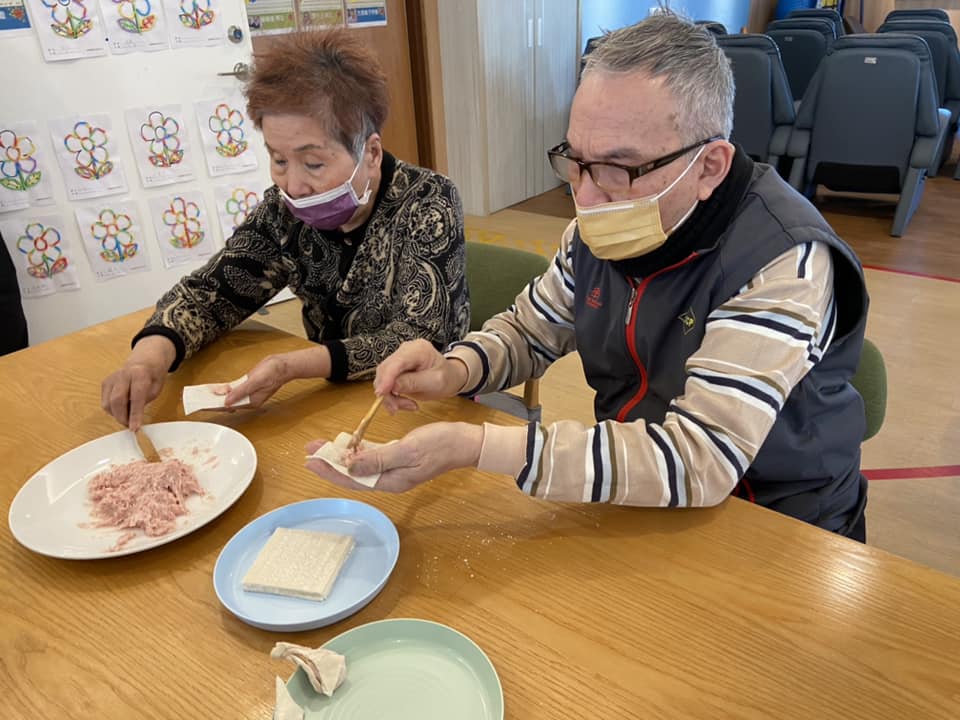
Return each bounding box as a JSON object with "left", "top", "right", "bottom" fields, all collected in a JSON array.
[
  {"left": 851, "top": 337, "right": 887, "bottom": 441},
  {"left": 465, "top": 241, "right": 550, "bottom": 421}
]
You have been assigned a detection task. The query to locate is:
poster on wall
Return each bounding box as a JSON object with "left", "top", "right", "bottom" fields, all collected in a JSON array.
[
  {"left": 194, "top": 97, "right": 259, "bottom": 177},
  {"left": 0, "top": 213, "right": 81, "bottom": 297},
  {"left": 0, "top": 123, "right": 56, "bottom": 213},
  {"left": 299, "top": 0, "right": 343, "bottom": 29},
  {"left": 75, "top": 200, "right": 151, "bottom": 280},
  {"left": 49, "top": 114, "right": 129, "bottom": 201},
  {"left": 125, "top": 105, "right": 196, "bottom": 187},
  {"left": 245, "top": 0, "right": 295, "bottom": 35},
  {"left": 164, "top": 0, "right": 223, "bottom": 48},
  {"left": 345, "top": 0, "right": 385, "bottom": 28},
  {"left": 213, "top": 182, "right": 261, "bottom": 241},
  {"left": 24, "top": 0, "right": 108, "bottom": 60},
  {"left": 98, "top": 0, "right": 169, "bottom": 54},
  {"left": 0, "top": 0, "right": 32, "bottom": 36},
  {"left": 147, "top": 190, "right": 215, "bottom": 267}
]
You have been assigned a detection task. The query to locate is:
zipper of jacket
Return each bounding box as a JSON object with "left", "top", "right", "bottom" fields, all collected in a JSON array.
[{"left": 616, "top": 252, "right": 701, "bottom": 423}]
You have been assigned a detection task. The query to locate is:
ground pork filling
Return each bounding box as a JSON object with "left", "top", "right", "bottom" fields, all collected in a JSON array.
[{"left": 87, "top": 459, "right": 203, "bottom": 548}]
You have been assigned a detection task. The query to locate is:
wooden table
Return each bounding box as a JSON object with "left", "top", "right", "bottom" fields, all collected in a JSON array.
[{"left": 2, "top": 311, "right": 959, "bottom": 719}]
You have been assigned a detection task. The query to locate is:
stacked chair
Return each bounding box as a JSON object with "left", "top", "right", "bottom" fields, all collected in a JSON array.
[
  {"left": 886, "top": 9, "right": 950, "bottom": 24},
  {"left": 717, "top": 34, "right": 796, "bottom": 168},
  {"left": 788, "top": 7, "right": 845, "bottom": 38},
  {"left": 787, "top": 34, "right": 952, "bottom": 236}
]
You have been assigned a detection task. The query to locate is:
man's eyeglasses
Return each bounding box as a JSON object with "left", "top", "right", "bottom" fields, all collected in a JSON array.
[{"left": 547, "top": 137, "right": 720, "bottom": 193}]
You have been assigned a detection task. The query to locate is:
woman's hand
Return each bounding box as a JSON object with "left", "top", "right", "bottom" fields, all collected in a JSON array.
[
  {"left": 101, "top": 335, "right": 176, "bottom": 430},
  {"left": 305, "top": 422, "right": 484, "bottom": 493},
  {"left": 373, "top": 339, "right": 469, "bottom": 413},
  {"left": 220, "top": 354, "right": 291, "bottom": 409}
]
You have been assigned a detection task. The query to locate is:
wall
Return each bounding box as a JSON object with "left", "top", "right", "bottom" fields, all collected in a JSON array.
[{"left": 581, "top": 0, "right": 752, "bottom": 45}]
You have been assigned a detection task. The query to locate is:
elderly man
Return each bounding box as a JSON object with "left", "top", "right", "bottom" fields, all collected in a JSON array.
[{"left": 306, "top": 13, "right": 870, "bottom": 541}]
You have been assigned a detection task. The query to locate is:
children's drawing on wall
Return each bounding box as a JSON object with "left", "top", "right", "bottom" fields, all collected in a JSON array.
[
  {"left": 99, "top": 0, "right": 168, "bottom": 53},
  {"left": 0, "top": 0, "right": 33, "bottom": 36},
  {"left": 125, "top": 105, "right": 195, "bottom": 187},
  {"left": 0, "top": 123, "right": 56, "bottom": 212},
  {"left": 214, "top": 183, "right": 260, "bottom": 239},
  {"left": 194, "top": 98, "right": 259, "bottom": 177},
  {"left": 50, "top": 115, "right": 128, "bottom": 200},
  {"left": 25, "top": 0, "right": 107, "bottom": 60},
  {"left": 0, "top": 214, "right": 81, "bottom": 297},
  {"left": 75, "top": 200, "right": 150, "bottom": 280},
  {"left": 164, "top": 0, "right": 221, "bottom": 47},
  {"left": 148, "top": 190, "right": 215, "bottom": 268}
]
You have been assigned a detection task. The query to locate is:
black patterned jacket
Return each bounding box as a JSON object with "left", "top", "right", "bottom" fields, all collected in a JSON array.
[{"left": 135, "top": 153, "right": 470, "bottom": 381}]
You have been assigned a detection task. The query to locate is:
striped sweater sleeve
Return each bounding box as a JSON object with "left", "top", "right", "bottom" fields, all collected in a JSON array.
[
  {"left": 447, "top": 221, "right": 579, "bottom": 396},
  {"left": 471, "top": 240, "right": 837, "bottom": 507}
]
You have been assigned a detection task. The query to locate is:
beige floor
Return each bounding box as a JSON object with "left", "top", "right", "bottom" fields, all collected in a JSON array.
[{"left": 257, "top": 207, "right": 960, "bottom": 577}]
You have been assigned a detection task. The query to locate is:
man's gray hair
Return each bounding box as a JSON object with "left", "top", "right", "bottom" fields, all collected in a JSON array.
[{"left": 583, "top": 11, "right": 735, "bottom": 144}]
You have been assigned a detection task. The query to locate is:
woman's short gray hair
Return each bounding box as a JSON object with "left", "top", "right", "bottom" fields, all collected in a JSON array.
[{"left": 583, "top": 12, "right": 734, "bottom": 144}]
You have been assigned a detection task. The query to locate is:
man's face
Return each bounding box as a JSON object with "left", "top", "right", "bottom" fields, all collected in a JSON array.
[{"left": 565, "top": 70, "right": 705, "bottom": 229}]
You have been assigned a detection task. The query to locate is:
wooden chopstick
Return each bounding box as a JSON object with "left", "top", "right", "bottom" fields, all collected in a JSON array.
[{"left": 348, "top": 395, "right": 384, "bottom": 451}]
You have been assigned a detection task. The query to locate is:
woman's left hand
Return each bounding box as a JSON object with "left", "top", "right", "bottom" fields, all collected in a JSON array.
[
  {"left": 219, "top": 354, "right": 291, "bottom": 409},
  {"left": 305, "top": 422, "right": 484, "bottom": 493}
]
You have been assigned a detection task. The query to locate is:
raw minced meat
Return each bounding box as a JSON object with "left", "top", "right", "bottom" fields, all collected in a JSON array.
[{"left": 87, "top": 459, "right": 203, "bottom": 549}]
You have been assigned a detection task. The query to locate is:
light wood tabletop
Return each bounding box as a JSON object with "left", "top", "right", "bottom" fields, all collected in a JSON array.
[{"left": 2, "top": 310, "right": 959, "bottom": 719}]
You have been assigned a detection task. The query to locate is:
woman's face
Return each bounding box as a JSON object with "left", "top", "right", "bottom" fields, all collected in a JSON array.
[{"left": 261, "top": 113, "right": 380, "bottom": 200}]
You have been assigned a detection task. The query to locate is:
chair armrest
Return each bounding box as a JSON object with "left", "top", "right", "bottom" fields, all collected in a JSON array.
[{"left": 788, "top": 127, "right": 810, "bottom": 159}]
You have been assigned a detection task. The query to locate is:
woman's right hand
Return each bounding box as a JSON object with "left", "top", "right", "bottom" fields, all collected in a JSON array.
[
  {"left": 373, "top": 339, "right": 469, "bottom": 413},
  {"left": 101, "top": 335, "right": 176, "bottom": 431}
]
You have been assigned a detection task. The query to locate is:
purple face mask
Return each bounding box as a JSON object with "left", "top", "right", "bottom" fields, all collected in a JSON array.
[{"left": 279, "top": 160, "right": 372, "bottom": 230}]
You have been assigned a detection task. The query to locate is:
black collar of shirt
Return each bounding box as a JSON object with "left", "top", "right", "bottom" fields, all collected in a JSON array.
[{"left": 612, "top": 145, "right": 755, "bottom": 278}]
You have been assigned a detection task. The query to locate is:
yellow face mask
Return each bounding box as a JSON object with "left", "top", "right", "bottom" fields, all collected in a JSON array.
[{"left": 575, "top": 146, "right": 706, "bottom": 261}]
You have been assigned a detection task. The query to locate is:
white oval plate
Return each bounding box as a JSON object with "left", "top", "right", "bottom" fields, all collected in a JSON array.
[{"left": 8, "top": 421, "right": 257, "bottom": 560}]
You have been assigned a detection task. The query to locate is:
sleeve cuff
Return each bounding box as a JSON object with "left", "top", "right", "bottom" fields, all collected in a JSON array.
[
  {"left": 445, "top": 341, "right": 488, "bottom": 396},
  {"left": 477, "top": 422, "right": 528, "bottom": 477},
  {"left": 132, "top": 326, "right": 186, "bottom": 373},
  {"left": 324, "top": 340, "right": 349, "bottom": 383}
]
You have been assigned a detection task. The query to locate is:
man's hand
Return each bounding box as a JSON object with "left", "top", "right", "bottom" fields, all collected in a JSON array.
[
  {"left": 304, "top": 422, "right": 484, "bottom": 493},
  {"left": 373, "top": 339, "right": 469, "bottom": 413}
]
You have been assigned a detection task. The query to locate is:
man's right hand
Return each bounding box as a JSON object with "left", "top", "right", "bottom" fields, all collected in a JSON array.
[
  {"left": 373, "top": 339, "right": 469, "bottom": 413},
  {"left": 101, "top": 335, "right": 176, "bottom": 431}
]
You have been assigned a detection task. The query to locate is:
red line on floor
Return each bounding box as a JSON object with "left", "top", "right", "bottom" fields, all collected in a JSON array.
[
  {"left": 862, "top": 264, "right": 960, "bottom": 284},
  {"left": 864, "top": 465, "right": 960, "bottom": 480}
]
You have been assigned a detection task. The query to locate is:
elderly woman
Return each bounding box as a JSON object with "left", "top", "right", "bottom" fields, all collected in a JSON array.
[{"left": 102, "top": 29, "right": 469, "bottom": 430}]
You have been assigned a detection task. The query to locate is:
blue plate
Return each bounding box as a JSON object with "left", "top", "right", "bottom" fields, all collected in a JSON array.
[{"left": 213, "top": 498, "right": 399, "bottom": 632}]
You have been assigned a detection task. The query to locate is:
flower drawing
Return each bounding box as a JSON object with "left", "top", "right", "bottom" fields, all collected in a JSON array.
[
  {"left": 64, "top": 121, "right": 114, "bottom": 180},
  {"left": 224, "top": 188, "right": 259, "bottom": 230},
  {"left": 16, "top": 223, "right": 68, "bottom": 279},
  {"left": 178, "top": 0, "right": 214, "bottom": 30},
  {"left": 208, "top": 104, "right": 248, "bottom": 158},
  {"left": 163, "top": 196, "right": 204, "bottom": 249},
  {"left": 91, "top": 209, "right": 137, "bottom": 262},
  {"left": 140, "top": 112, "right": 184, "bottom": 168},
  {"left": 42, "top": 0, "right": 93, "bottom": 39},
  {"left": 113, "top": 0, "right": 157, "bottom": 34},
  {"left": 0, "top": 130, "right": 42, "bottom": 193}
]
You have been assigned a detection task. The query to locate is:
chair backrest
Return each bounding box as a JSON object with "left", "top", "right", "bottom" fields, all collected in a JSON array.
[
  {"left": 718, "top": 34, "right": 796, "bottom": 161},
  {"left": 878, "top": 19, "right": 960, "bottom": 108},
  {"left": 795, "top": 34, "right": 942, "bottom": 192},
  {"left": 766, "top": 18, "right": 836, "bottom": 99},
  {"left": 789, "top": 8, "right": 844, "bottom": 37},
  {"left": 886, "top": 9, "right": 951, "bottom": 24},
  {"left": 850, "top": 337, "right": 886, "bottom": 441},
  {"left": 696, "top": 20, "right": 728, "bottom": 36},
  {"left": 465, "top": 241, "right": 549, "bottom": 332}
]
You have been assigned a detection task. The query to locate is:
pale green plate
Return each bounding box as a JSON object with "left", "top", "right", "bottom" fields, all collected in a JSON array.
[{"left": 286, "top": 618, "right": 504, "bottom": 719}]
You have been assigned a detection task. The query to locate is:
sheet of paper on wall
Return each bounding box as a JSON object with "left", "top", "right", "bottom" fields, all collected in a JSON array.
[
  {"left": 24, "top": 0, "right": 107, "bottom": 61},
  {"left": 182, "top": 375, "right": 250, "bottom": 415},
  {"left": 0, "top": 0, "right": 33, "bottom": 37},
  {"left": 125, "top": 105, "right": 197, "bottom": 188},
  {"left": 0, "top": 122, "right": 56, "bottom": 213},
  {"left": 75, "top": 200, "right": 151, "bottom": 281},
  {"left": 0, "top": 214, "right": 81, "bottom": 298},
  {"left": 98, "top": 0, "right": 170, "bottom": 54},
  {"left": 213, "top": 183, "right": 261, "bottom": 241},
  {"left": 244, "top": 0, "right": 295, "bottom": 36},
  {"left": 297, "top": 0, "right": 343, "bottom": 29},
  {"left": 194, "top": 97, "right": 260, "bottom": 177},
  {"left": 49, "top": 115, "right": 129, "bottom": 201},
  {"left": 306, "top": 432, "right": 393, "bottom": 488},
  {"left": 345, "top": 0, "right": 386, "bottom": 28},
  {"left": 147, "top": 190, "right": 216, "bottom": 268},
  {"left": 164, "top": 0, "right": 223, "bottom": 49}
]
